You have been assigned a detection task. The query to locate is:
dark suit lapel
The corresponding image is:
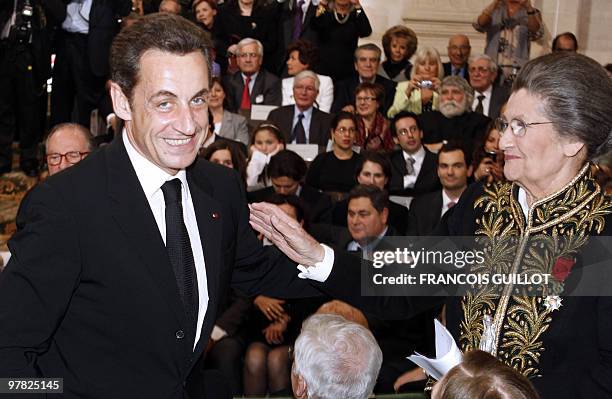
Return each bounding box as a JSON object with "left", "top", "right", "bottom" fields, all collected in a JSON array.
[
  {"left": 310, "top": 108, "right": 321, "bottom": 145},
  {"left": 186, "top": 167, "right": 223, "bottom": 357},
  {"left": 251, "top": 72, "right": 265, "bottom": 104},
  {"left": 106, "top": 136, "right": 187, "bottom": 330},
  {"left": 302, "top": 4, "right": 316, "bottom": 34}
]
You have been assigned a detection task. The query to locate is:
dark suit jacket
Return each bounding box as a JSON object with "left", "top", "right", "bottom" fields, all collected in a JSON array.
[
  {"left": 247, "top": 185, "right": 333, "bottom": 225},
  {"left": 443, "top": 62, "right": 469, "bottom": 80},
  {"left": 224, "top": 69, "right": 282, "bottom": 113},
  {"left": 407, "top": 189, "right": 443, "bottom": 236},
  {"left": 487, "top": 84, "right": 510, "bottom": 120},
  {"left": 0, "top": 136, "right": 319, "bottom": 398},
  {"left": 419, "top": 110, "right": 491, "bottom": 157},
  {"left": 87, "top": 0, "right": 132, "bottom": 77},
  {"left": 267, "top": 105, "right": 332, "bottom": 148},
  {"left": 331, "top": 74, "right": 396, "bottom": 114},
  {"left": 274, "top": 1, "right": 319, "bottom": 75},
  {"left": 388, "top": 148, "right": 441, "bottom": 197}
]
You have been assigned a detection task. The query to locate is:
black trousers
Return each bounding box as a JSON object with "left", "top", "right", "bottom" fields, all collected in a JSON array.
[{"left": 50, "top": 31, "right": 106, "bottom": 128}]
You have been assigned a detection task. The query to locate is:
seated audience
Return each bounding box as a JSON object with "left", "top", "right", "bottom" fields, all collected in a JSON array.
[
  {"left": 471, "top": 121, "right": 504, "bottom": 183},
  {"left": 468, "top": 54, "right": 510, "bottom": 120},
  {"left": 443, "top": 34, "right": 471, "bottom": 79},
  {"left": 388, "top": 112, "right": 441, "bottom": 197},
  {"left": 45, "top": 123, "right": 94, "bottom": 176},
  {"left": 291, "top": 314, "right": 382, "bottom": 399},
  {"left": 282, "top": 40, "right": 334, "bottom": 113},
  {"left": 332, "top": 43, "right": 396, "bottom": 115},
  {"left": 305, "top": 112, "right": 362, "bottom": 198},
  {"left": 311, "top": 0, "right": 372, "bottom": 82},
  {"left": 378, "top": 25, "right": 418, "bottom": 82},
  {"left": 201, "top": 140, "right": 248, "bottom": 184},
  {"left": 248, "top": 150, "right": 333, "bottom": 225},
  {"left": 269, "top": 70, "right": 333, "bottom": 150},
  {"left": 158, "top": 0, "right": 181, "bottom": 14},
  {"left": 552, "top": 31, "right": 578, "bottom": 53},
  {"left": 354, "top": 83, "right": 394, "bottom": 152},
  {"left": 246, "top": 123, "right": 286, "bottom": 189},
  {"left": 408, "top": 143, "right": 472, "bottom": 236},
  {"left": 387, "top": 47, "right": 444, "bottom": 117},
  {"left": 209, "top": 77, "right": 250, "bottom": 146},
  {"left": 223, "top": 38, "right": 281, "bottom": 113},
  {"left": 419, "top": 75, "right": 491, "bottom": 156},
  {"left": 431, "top": 350, "right": 540, "bottom": 399},
  {"left": 193, "top": 0, "right": 227, "bottom": 74},
  {"left": 332, "top": 151, "right": 409, "bottom": 234}
]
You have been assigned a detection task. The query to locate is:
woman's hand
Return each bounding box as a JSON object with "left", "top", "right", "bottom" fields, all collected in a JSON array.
[
  {"left": 475, "top": 157, "right": 504, "bottom": 183},
  {"left": 262, "top": 316, "right": 289, "bottom": 345},
  {"left": 254, "top": 295, "right": 286, "bottom": 321}
]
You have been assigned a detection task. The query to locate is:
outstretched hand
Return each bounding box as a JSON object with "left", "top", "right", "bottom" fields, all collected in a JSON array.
[{"left": 249, "top": 202, "right": 325, "bottom": 267}]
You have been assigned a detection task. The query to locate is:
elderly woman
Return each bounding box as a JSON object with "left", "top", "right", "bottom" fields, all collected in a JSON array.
[
  {"left": 354, "top": 82, "right": 394, "bottom": 152},
  {"left": 281, "top": 39, "right": 334, "bottom": 112},
  {"left": 378, "top": 25, "right": 418, "bottom": 82},
  {"left": 387, "top": 47, "right": 444, "bottom": 118},
  {"left": 474, "top": 0, "right": 543, "bottom": 85},
  {"left": 250, "top": 53, "right": 612, "bottom": 399}
]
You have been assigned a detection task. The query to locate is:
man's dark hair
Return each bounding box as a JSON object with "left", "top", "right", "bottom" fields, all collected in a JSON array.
[
  {"left": 348, "top": 184, "right": 389, "bottom": 213},
  {"left": 265, "top": 194, "right": 306, "bottom": 224},
  {"left": 355, "top": 151, "right": 392, "bottom": 184},
  {"left": 552, "top": 32, "right": 578, "bottom": 52},
  {"left": 110, "top": 13, "right": 212, "bottom": 103},
  {"left": 354, "top": 43, "right": 382, "bottom": 61},
  {"left": 390, "top": 111, "right": 421, "bottom": 137},
  {"left": 268, "top": 150, "right": 308, "bottom": 181},
  {"left": 438, "top": 141, "right": 470, "bottom": 166}
]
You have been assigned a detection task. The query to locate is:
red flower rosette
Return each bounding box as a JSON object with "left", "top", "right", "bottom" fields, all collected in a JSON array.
[{"left": 552, "top": 256, "right": 575, "bottom": 282}]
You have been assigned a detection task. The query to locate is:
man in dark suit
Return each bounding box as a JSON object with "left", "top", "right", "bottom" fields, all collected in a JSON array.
[
  {"left": 443, "top": 34, "right": 471, "bottom": 79},
  {"left": 388, "top": 111, "right": 441, "bottom": 197},
  {"left": 223, "top": 37, "right": 281, "bottom": 113},
  {"left": 468, "top": 54, "right": 510, "bottom": 120},
  {"left": 50, "top": 0, "right": 132, "bottom": 128},
  {"left": 248, "top": 149, "right": 333, "bottom": 225},
  {"left": 0, "top": 14, "right": 324, "bottom": 399},
  {"left": 407, "top": 143, "right": 472, "bottom": 236},
  {"left": 331, "top": 43, "right": 396, "bottom": 115},
  {"left": 267, "top": 70, "right": 332, "bottom": 149}
]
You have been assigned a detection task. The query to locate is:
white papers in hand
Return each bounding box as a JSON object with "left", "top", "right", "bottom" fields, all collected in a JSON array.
[{"left": 407, "top": 319, "right": 463, "bottom": 380}]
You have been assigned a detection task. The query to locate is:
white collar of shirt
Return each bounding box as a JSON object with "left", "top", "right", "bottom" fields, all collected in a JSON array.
[
  {"left": 347, "top": 226, "right": 388, "bottom": 257},
  {"left": 403, "top": 145, "right": 426, "bottom": 166},
  {"left": 242, "top": 72, "right": 258, "bottom": 92},
  {"left": 441, "top": 189, "right": 460, "bottom": 217},
  {"left": 359, "top": 76, "right": 376, "bottom": 84},
  {"left": 517, "top": 187, "right": 529, "bottom": 220},
  {"left": 291, "top": 105, "right": 313, "bottom": 143},
  {"left": 472, "top": 85, "right": 493, "bottom": 116}
]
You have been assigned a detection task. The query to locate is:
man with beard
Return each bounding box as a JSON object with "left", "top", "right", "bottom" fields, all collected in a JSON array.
[{"left": 419, "top": 75, "right": 490, "bottom": 157}]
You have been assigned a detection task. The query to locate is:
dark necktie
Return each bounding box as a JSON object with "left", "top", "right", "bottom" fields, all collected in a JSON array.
[
  {"left": 405, "top": 156, "right": 415, "bottom": 176},
  {"left": 475, "top": 94, "right": 485, "bottom": 114},
  {"left": 161, "top": 179, "right": 199, "bottom": 333},
  {"left": 293, "top": 113, "right": 306, "bottom": 144},
  {"left": 240, "top": 76, "right": 251, "bottom": 110},
  {"left": 292, "top": 0, "right": 305, "bottom": 41}
]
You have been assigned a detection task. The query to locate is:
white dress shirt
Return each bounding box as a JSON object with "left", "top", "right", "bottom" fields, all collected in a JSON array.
[
  {"left": 62, "top": 0, "right": 92, "bottom": 33},
  {"left": 402, "top": 146, "right": 426, "bottom": 189},
  {"left": 472, "top": 85, "right": 493, "bottom": 117},
  {"left": 123, "top": 132, "right": 209, "bottom": 349},
  {"left": 291, "top": 105, "right": 313, "bottom": 143},
  {"left": 441, "top": 189, "right": 460, "bottom": 218}
]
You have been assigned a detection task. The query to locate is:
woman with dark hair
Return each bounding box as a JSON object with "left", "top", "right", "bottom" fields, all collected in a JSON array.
[
  {"left": 209, "top": 77, "right": 249, "bottom": 145},
  {"left": 201, "top": 140, "right": 248, "bottom": 184},
  {"left": 246, "top": 123, "right": 286, "bottom": 189},
  {"left": 332, "top": 151, "right": 410, "bottom": 234},
  {"left": 379, "top": 25, "right": 418, "bottom": 82},
  {"left": 471, "top": 120, "right": 504, "bottom": 183},
  {"left": 192, "top": 0, "right": 228, "bottom": 75},
  {"left": 281, "top": 39, "right": 334, "bottom": 112},
  {"left": 310, "top": 0, "right": 372, "bottom": 81},
  {"left": 305, "top": 111, "right": 362, "bottom": 199},
  {"left": 354, "top": 82, "right": 394, "bottom": 152}
]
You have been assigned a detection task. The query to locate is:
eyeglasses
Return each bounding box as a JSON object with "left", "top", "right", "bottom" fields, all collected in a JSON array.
[
  {"left": 46, "top": 151, "right": 89, "bottom": 166},
  {"left": 238, "top": 52, "right": 260, "bottom": 59},
  {"left": 335, "top": 127, "right": 356, "bottom": 135},
  {"left": 494, "top": 117, "right": 553, "bottom": 137},
  {"left": 356, "top": 96, "right": 377, "bottom": 103},
  {"left": 397, "top": 126, "right": 419, "bottom": 136}
]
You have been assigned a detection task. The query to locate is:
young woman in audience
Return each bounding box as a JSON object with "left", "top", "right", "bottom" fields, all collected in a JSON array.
[
  {"left": 208, "top": 77, "right": 249, "bottom": 145},
  {"left": 246, "top": 123, "right": 286, "bottom": 190},
  {"left": 354, "top": 82, "right": 395, "bottom": 152},
  {"left": 431, "top": 350, "right": 540, "bottom": 399},
  {"left": 201, "top": 140, "right": 248, "bottom": 185},
  {"left": 311, "top": 0, "right": 372, "bottom": 81},
  {"left": 387, "top": 47, "right": 444, "bottom": 118},
  {"left": 378, "top": 25, "right": 418, "bottom": 82},
  {"left": 305, "top": 112, "right": 362, "bottom": 200},
  {"left": 282, "top": 40, "right": 334, "bottom": 113},
  {"left": 471, "top": 121, "right": 504, "bottom": 183}
]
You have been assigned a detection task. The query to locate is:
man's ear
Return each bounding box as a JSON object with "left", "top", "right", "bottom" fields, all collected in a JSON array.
[
  {"left": 295, "top": 375, "right": 308, "bottom": 399},
  {"left": 109, "top": 82, "right": 133, "bottom": 121}
]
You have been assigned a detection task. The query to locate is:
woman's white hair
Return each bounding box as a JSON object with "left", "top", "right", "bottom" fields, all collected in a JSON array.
[{"left": 293, "top": 314, "right": 382, "bottom": 399}]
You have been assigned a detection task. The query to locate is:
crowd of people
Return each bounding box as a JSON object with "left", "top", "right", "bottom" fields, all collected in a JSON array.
[{"left": 1, "top": 1, "right": 612, "bottom": 399}]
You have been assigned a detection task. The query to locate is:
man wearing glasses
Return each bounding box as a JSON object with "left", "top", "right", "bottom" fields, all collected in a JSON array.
[{"left": 44, "top": 123, "right": 93, "bottom": 176}]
